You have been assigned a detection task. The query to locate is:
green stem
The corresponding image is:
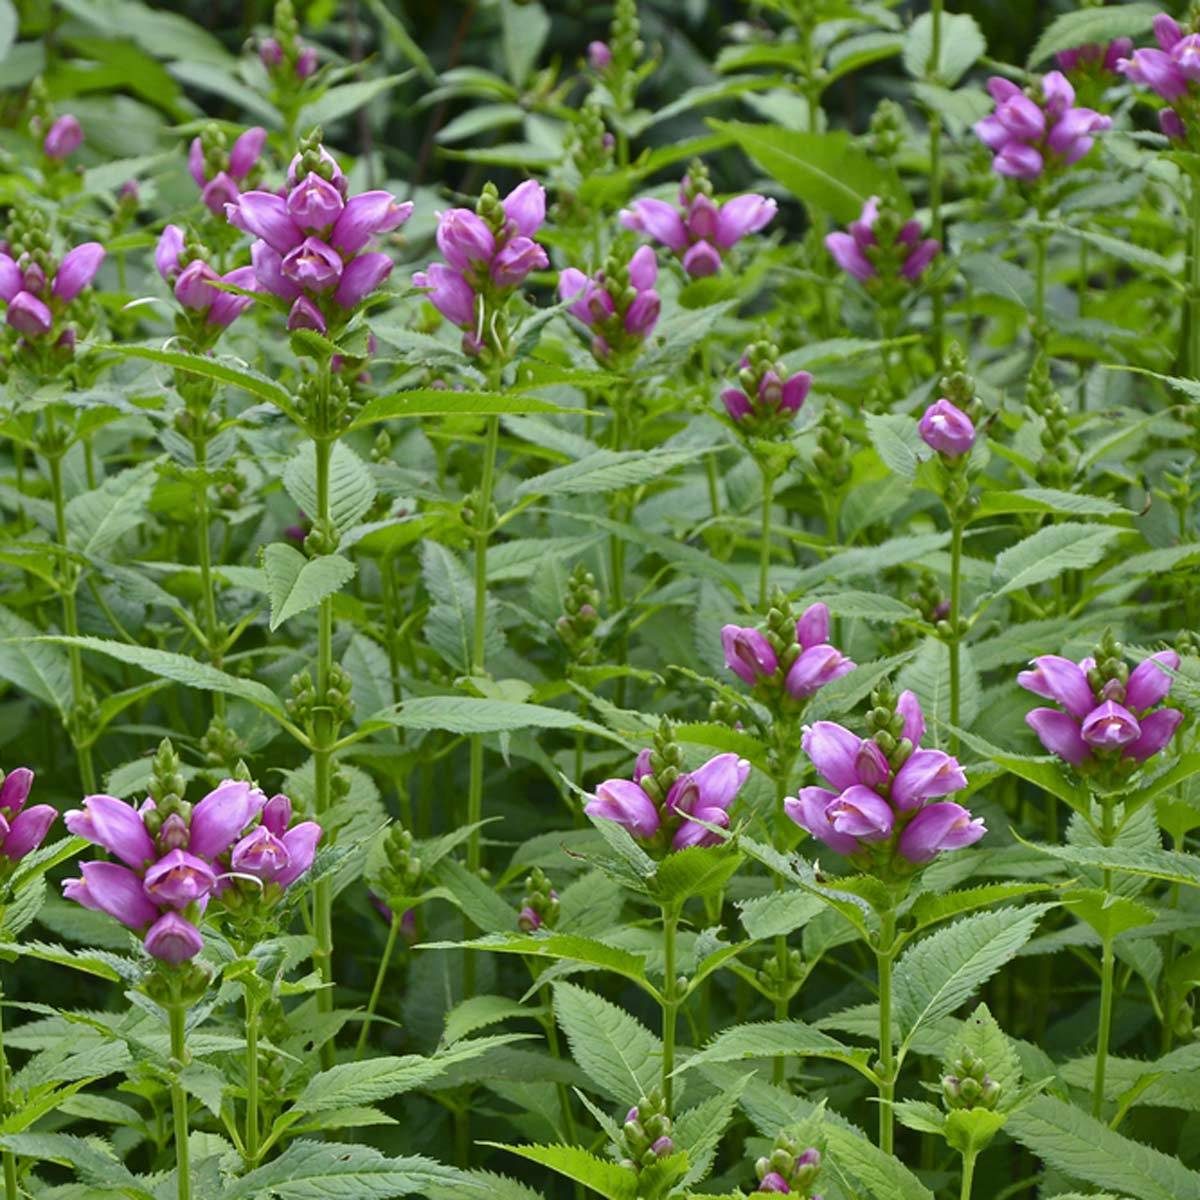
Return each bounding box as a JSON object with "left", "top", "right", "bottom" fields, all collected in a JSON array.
[
  {"left": 312, "top": 425, "right": 336, "bottom": 1069},
  {"left": 539, "top": 982, "right": 580, "bottom": 1150},
  {"left": 0, "top": 993, "right": 17, "bottom": 1200},
  {"left": 661, "top": 905, "right": 679, "bottom": 1113},
  {"left": 46, "top": 425, "right": 96, "bottom": 794},
  {"left": 169, "top": 1002, "right": 192, "bottom": 1200},
  {"left": 1033, "top": 226, "right": 1048, "bottom": 353},
  {"left": 193, "top": 434, "right": 225, "bottom": 720},
  {"left": 243, "top": 987, "right": 260, "bottom": 1167},
  {"left": 1190, "top": 176, "right": 1200, "bottom": 375},
  {"left": 948, "top": 519, "right": 963, "bottom": 749},
  {"left": 464, "top": 414, "right": 501, "bottom": 1000},
  {"left": 759, "top": 469, "right": 775, "bottom": 608},
  {"left": 355, "top": 914, "right": 402, "bottom": 1060},
  {"left": 877, "top": 906, "right": 897, "bottom": 1154},
  {"left": 1093, "top": 797, "right": 1116, "bottom": 1118},
  {"left": 960, "top": 1148, "right": 977, "bottom": 1200},
  {"left": 928, "top": 0, "right": 945, "bottom": 364}
]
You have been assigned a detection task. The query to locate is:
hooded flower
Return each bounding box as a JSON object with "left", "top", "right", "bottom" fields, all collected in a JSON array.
[
  {"left": 826, "top": 195, "right": 939, "bottom": 285},
  {"left": 0, "top": 768, "right": 55, "bottom": 863},
  {"left": 1019, "top": 644, "right": 1182, "bottom": 769},
  {"left": 785, "top": 689, "right": 984, "bottom": 869},
  {"left": 558, "top": 244, "right": 660, "bottom": 362}
]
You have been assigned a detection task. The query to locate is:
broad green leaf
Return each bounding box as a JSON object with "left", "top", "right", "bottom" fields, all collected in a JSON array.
[
  {"left": 1008, "top": 1094, "right": 1200, "bottom": 1200},
  {"left": 1024, "top": 841, "right": 1200, "bottom": 889},
  {"left": 1028, "top": 4, "right": 1158, "bottom": 66},
  {"left": 443, "top": 996, "right": 538, "bottom": 1046},
  {"left": 865, "top": 411, "right": 925, "bottom": 481},
  {"left": 513, "top": 448, "right": 700, "bottom": 499},
  {"left": 424, "top": 932, "right": 649, "bottom": 990},
  {"left": 992, "top": 523, "right": 1122, "bottom": 597},
  {"left": 32, "top": 636, "right": 285, "bottom": 718},
  {"left": 0, "top": 608, "right": 72, "bottom": 715},
  {"left": 652, "top": 843, "right": 744, "bottom": 906},
  {"left": 66, "top": 459, "right": 159, "bottom": 558},
  {"left": 738, "top": 891, "right": 825, "bottom": 940},
  {"left": 283, "top": 441, "right": 376, "bottom": 534},
  {"left": 263, "top": 543, "right": 356, "bottom": 631},
  {"left": 909, "top": 883, "right": 1057, "bottom": 931},
  {"left": 949, "top": 1003, "right": 1022, "bottom": 1096},
  {"left": 903, "top": 11, "right": 986, "bottom": 85},
  {"left": 552, "top": 981, "right": 661, "bottom": 1103},
  {"left": 483, "top": 1142, "right": 634, "bottom": 1200},
  {"left": 1062, "top": 888, "right": 1156, "bottom": 941},
  {"left": 895, "top": 906, "right": 1050, "bottom": 1052},
  {"left": 351, "top": 390, "right": 574, "bottom": 426},
  {"left": 421, "top": 541, "right": 503, "bottom": 672},
  {"left": 708, "top": 121, "right": 904, "bottom": 223},
  {"left": 299, "top": 74, "right": 412, "bottom": 128},
  {"left": 677, "top": 1020, "right": 873, "bottom": 1078},
  {"left": 375, "top": 697, "right": 623, "bottom": 742}
]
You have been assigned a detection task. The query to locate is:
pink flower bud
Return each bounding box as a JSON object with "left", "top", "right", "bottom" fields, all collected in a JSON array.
[
  {"left": 286, "top": 294, "right": 327, "bottom": 333},
  {"left": 785, "top": 643, "right": 855, "bottom": 697},
  {"left": 715, "top": 193, "right": 777, "bottom": 248},
  {"left": 259, "top": 37, "right": 284, "bottom": 67},
  {"left": 801, "top": 722, "right": 862, "bottom": 793},
  {"left": 827, "top": 785, "right": 894, "bottom": 841},
  {"left": 251, "top": 239, "right": 300, "bottom": 300},
  {"left": 331, "top": 191, "right": 413, "bottom": 254},
  {"left": 784, "top": 787, "right": 860, "bottom": 856},
  {"left": 226, "top": 191, "right": 304, "bottom": 255},
  {"left": 584, "top": 778, "right": 660, "bottom": 839},
  {"left": 2, "top": 804, "right": 56, "bottom": 861},
  {"left": 436, "top": 208, "right": 496, "bottom": 272},
  {"left": 413, "top": 264, "right": 476, "bottom": 328},
  {"left": 722, "top": 388, "right": 752, "bottom": 421},
  {"left": 0, "top": 254, "right": 20, "bottom": 302},
  {"left": 826, "top": 231, "right": 875, "bottom": 281},
  {"left": 334, "top": 251, "right": 393, "bottom": 308},
  {"left": 620, "top": 198, "right": 688, "bottom": 253},
  {"left": 52, "top": 242, "right": 106, "bottom": 302},
  {"left": 188, "top": 137, "right": 207, "bottom": 187},
  {"left": 918, "top": 398, "right": 975, "bottom": 457},
  {"left": 898, "top": 802, "right": 986, "bottom": 864},
  {"left": 144, "top": 912, "right": 205, "bottom": 963},
  {"left": 503, "top": 179, "right": 547, "bottom": 238},
  {"left": 143, "top": 849, "right": 217, "bottom": 909},
  {"left": 155, "top": 224, "right": 185, "bottom": 283},
  {"left": 229, "top": 126, "right": 267, "bottom": 181},
  {"left": 0, "top": 768, "right": 33, "bottom": 814},
  {"left": 295, "top": 46, "right": 319, "bottom": 78},
  {"left": 490, "top": 235, "right": 548, "bottom": 288},
  {"left": 281, "top": 236, "right": 343, "bottom": 292},
  {"left": 1125, "top": 650, "right": 1180, "bottom": 711},
  {"left": 587, "top": 41, "right": 612, "bottom": 70},
  {"left": 43, "top": 114, "right": 82, "bottom": 160},
  {"left": 891, "top": 748, "right": 968, "bottom": 810},
  {"left": 208, "top": 265, "right": 258, "bottom": 327},
  {"left": 174, "top": 259, "right": 220, "bottom": 310},
  {"left": 7, "top": 291, "right": 53, "bottom": 336},
  {"left": 288, "top": 173, "right": 345, "bottom": 231},
  {"left": 623, "top": 288, "right": 660, "bottom": 336},
  {"left": 1080, "top": 700, "right": 1141, "bottom": 749},
  {"left": 1125, "top": 708, "right": 1183, "bottom": 761},
  {"left": 1018, "top": 655, "right": 1099, "bottom": 720},
  {"left": 994, "top": 142, "right": 1044, "bottom": 180},
  {"left": 1026, "top": 707, "right": 1089, "bottom": 765},
  {"left": 1155, "top": 12, "right": 1183, "bottom": 51},
  {"left": 64, "top": 861, "right": 160, "bottom": 929}
]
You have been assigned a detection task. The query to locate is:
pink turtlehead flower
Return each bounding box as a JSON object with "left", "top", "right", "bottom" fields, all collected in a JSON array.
[
  {"left": 43, "top": 114, "right": 83, "bottom": 160},
  {"left": 558, "top": 244, "right": 660, "bottom": 358},
  {"left": 919, "top": 398, "right": 976, "bottom": 458},
  {"left": 826, "top": 195, "right": 939, "bottom": 284}
]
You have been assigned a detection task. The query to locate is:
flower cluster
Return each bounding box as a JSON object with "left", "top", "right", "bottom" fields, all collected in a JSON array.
[
  {"left": 63, "top": 768, "right": 319, "bottom": 963},
  {"left": 620, "top": 1091, "right": 674, "bottom": 1169},
  {"left": 0, "top": 234, "right": 104, "bottom": 344},
  {"left": 0, "top": 768, "right": 56, "bottom": 867},
  {"left": 558, "top": 243, "right": 660, "bottom": 362},
  {"left": 1118, "top": 16, "right": 1200, "bottom": 142},
  {"left": 1019, "top": 637, "right": 1182, "bottom": 774},
  {"left": 189, "top": 125, "right": 267, "bottom": 215},
  {"left": 1056, "top": 38, "right": 1132, "bottom": 76},
  {"left": 42, "top": 114, "right": 82, "bottom": 162},
  {"left": 826, "top": 195, "right": 938, "bottom": 286},
  {"left": 260, "top": 0, "right": 318, "bottom": 81},
  {"left": 414, "top": 180, "right": 548, "bottom": 356},
  {"left": 722, "top": 601, "right": 854, "bottom": 707},
  {"left": 517, "top": 867, "right": 559, "bottom": 932},
  {"left": 227, "top": 137, "right": 412, "bottom": 333},
  {"left": 620, "top": 162, "right": 776, "bottom": 278},
  {"left": 156, "top": 225, "right": 258, "bottom": 330},
  {"left": 754, "top": 1138, "right": 823, "bottom": 1196},
  {"left": 721, "top": 340, "right": 812, "bottom": 434},
  {"left": 586, "top": 724, "right": 749, "bottom": 852},
  {"left": 786, "top": 688, "right": 985, "bottom": 868},
  {"left": 918, "top": 398, "right": 976, "bottom": 459},
  {"left": 973, "top": 72, "right": 1111, "bottom": 180}
]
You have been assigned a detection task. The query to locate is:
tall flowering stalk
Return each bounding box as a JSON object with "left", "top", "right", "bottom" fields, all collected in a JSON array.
[
  {"left": 1018, "top": 631, "right": 1182, "bottom": 1118},
  {"left": 917, "top": 346, "right": 981, "bottom": 747},
  {"left": 414, "top": 179, "right": 548, "bottom": 990},
  {"left": 719, "top": 340, "right": 812, "bottom": 605},
  {"left": 0, "top": 206, "right": 106, "bottom": 792},
  {"left": 586, "top": 721, "right": 750, "bottom": 1109},
  {"left": 0, "top": 767, "right": 55, "bottom": 1200},
  {"left": 225, "top": 129, "right": 408, "bottom": 1059},
  {"left": 787, "top": 685, "right": 985, "bottom": 1151}
]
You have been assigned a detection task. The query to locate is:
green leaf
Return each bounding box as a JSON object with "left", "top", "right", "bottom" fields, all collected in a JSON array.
[
  {"left": 552, "top": 981, "right": 661, "bottom": 1102},
  {"left": 677, "top": 1020, "right": 874, "bottom": 1078},
  {"left": 738, "top": 891, "right": 825, "bottom": 940},
  {"left": 707, "top": 121, "right": 904, "bottom": 223},
  {"left": 513, "top": 448, "right": 700, "bottom": 499},
  {"left": 425, "top": 932, "right": 649, "bottom": 991},
  {"left": 903, "top": 11, "right": 986, "bottom": 85},
  {"left": 351, "top": 390, "right": 574, "bottom": 426},
  {"left": 263, "top": 543, "right": 356, "bottom": 631},
  {"left": 1028, "top": 3, "right": 1159, "bottom": 67},
  {"left": 376, "top": 697, "right": 623, "bottom": 742},
  {"left": 945, "top": 1106, "right": 1007, "bottom": 1155},
  {"left": 299, "top": 74, "right": 412, "bottom": 128},
  {"left": 421, "top": 541, "right": 503, "bottom": 673},
  {"left": 224, "top": 1140, "right": 473, "bottom": 1200},
  {"left": 909, "top": 883, "right": 1058, "bottom": 931},
  {"left": 675, "top": 1079, "right": 750, "bottom": 1186},
  {"left": 992, "top": 524, "right": 1122, "bottom": 597},
  {"left": 1062, "top": 888, "right": 1156, "bottom": 941},
  {"left": 443, "top": 996, "right": 538, "bottom": 1045},
  {"left": 973, "top": 487, "right": 1128, "bottom": 521},
  {"left": 500, "top": 0, "right": 550, "bottom": 85},
  {"left": 1023, "top": 841, "right": 1200, "bottom": 889},
  {"left": 652, "top": 843, "right": 744, "bottom": 907},
  {"left": 283, "top": 441, "right": 376, "bottom": 534},
  {"left": 1008, "top": 1094, "right": 1200, "bottom": 1200},
  {"left": 895, "top": 907, "right": 1049, "bottom": 1052},
  {"left": 32, "top": 636, "right": 285, "bottom": 718},
  {"left": 0, "top": 607, "right": 72, "bottom": 715},
  {"left": 948, "top": 1003, "right": 1022, "bottom": 1097},
  {"left": 865, "top": 411, "right": 925, "bottom": 481},
  {"left": 483, "top": 1142, "right": 634, "bottom": 1200},
  {"left": 66, "top": 459, "right": 159, "bottom": 558}
]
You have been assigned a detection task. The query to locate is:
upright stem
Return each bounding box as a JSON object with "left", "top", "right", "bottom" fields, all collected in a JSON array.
[
  {"left": 928, "top": 0, "right": 945, "bottom": 364},
  {"left": 464, "top": 414, "right": 501, "bottom": 999},
  {"left": 948, "top": 519, "right": 963, "bottom": 749},
  {"left": 312, "top": 423, "right": 336, "bottom": 1069},
  {"left": 1092, "top": 797, "right": 1116, "bottom": 1118},
  {"left": 877, "top": 906, "right": 897, "bottom": 1154},
  {"left": 759, "top": 469, "right": 775, "bottom": 608},
  {"left": 661, "top": 905, "right": 679, "bottom": 1113},
  {"left": 0, "top": 993, "right": 17, "bottom": 1200},
  {"left": 1033, "top": 226, "right": 1048, "bottom": 353},
  {"left": 46, "top": 421, "right": 96, "bottom": 794},
  {"left": 959, "top": 1149, "right": 978, "bottom": 1200},
  {"left": 193, "top": 434, "right": 225, "bottom": 719},
  {"left": 1190, "top": 176, "right": 1200, "bottom": 375},
  {"left": 169, "top": 1002, "right": 192, "bottom": 1200},
  {"left": 538, "top": 982, "right": 580, "bottom": 1151},
  {"left": 242, "top": 988, "right": 260, "bottom": 1167},
  {"left": 355, "top": 913, "right": 401, "bottom": 1060}
]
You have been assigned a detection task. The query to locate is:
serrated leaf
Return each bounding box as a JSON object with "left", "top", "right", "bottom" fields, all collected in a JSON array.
[
  {"left": 1028, "top": 3, "right": 1158, "bottom": 66},
  {"left": 678, "top": 1020, "right": 873, "bottom": 1078},
  {"left": 66, "top": 459, "right": 159, "bottom": 558},
  {"left": 903, "top": 11, "right": 986, "bottom": 85},
  {"left": 352, "top": 390, "right": 574, "bottom": 426},
  {"left": 263, "top": 543, "right": 356, "bottom": 630},
  {"left": 992, "top": 524, "right": 1122, "bottom": 597},
  {"left": 1062, "top": 888, "right": 1156, "bottom": 941},
  {"left": 513, "top": 448, "right": 700, "bottom": 499},
  {"left": 376, "top": 697, "right": 622, "bottom": 741},
  {"left": 483, "top": 1142, "right": 635, "bottom": 1200},
  {"left": 424, "top": 932, "right": 648, "bottom": 990},
  {"left": 865, "top": 411, "right": 925, "bottom": 481},
  {"left": 895, "top": 906, "right": 1049, "bottom": 1052},
  {"left": 552, "top": 981, "right": 661, "bottom": 1103},
  {"left": 0, "top": 607, "right": 72, "bottom": 715},
  {"left": 283, "top": 441, "right": 376, "bottom": 534}
]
